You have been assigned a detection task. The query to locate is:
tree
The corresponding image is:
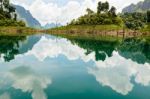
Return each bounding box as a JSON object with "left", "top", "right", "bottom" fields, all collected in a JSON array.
[
  {"left": 86, "top": 8, "right": 94, "bottom": 15},
  {"left": 0, "top": 0, "right": 3, "bottom": 10},
  {"left": 103, "top": 1, "right": 109, "bottom": 12},
  {"left": 14, "top": 13, "right": 17, "bottom": 21},
  {"left": 97, "top": 1, "right": 102, "bottom": 14},
  {"left": 3, "top": 0, "right": 9, "bottom": 9},
  {"left": 109, "top": 6, "right": 117, "bottom": 17},
  {"left": 70, "top": 1, "right": 122, "bottom": 26},
  {"left": 97, "top": 1, "right": 109, "bottom": 14},
  {"left": 8, "top": 5, "right": 15, "bottom": 13},
  {"left": 147, "top": 10, "right": 150, "bottom": 22}
]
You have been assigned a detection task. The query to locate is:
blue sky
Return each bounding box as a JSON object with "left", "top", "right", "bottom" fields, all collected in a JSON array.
[{"left": 11, "top": 0, "right": 143, "bottom": 26}]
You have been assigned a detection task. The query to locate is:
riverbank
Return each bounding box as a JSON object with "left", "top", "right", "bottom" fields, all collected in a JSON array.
[
  {"left": 0, "top": 26, "right": 44, "bottom": 36},
  {"left": 47, "top": 25, "right": 150, "bottom": 40},
  {"left": 0, "top": 25, "right": 150, "bottom": 42}
]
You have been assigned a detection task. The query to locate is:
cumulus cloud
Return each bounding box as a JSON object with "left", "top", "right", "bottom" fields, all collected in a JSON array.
[{"left": 28, "top": 0, "right": 98, "bottom": 25}]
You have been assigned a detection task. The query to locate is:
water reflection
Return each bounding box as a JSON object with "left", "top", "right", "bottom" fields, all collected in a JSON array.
[
  {"left": 0, "top": 34, "right": 150, "bottom": 98},
  {"left": 0, "top": 36, "right": 26, "bottom": 62},
  {"left": 0, "top": 93, "right": 10, "bottom": 99},
  {"left": 0, "top": 35, "right": 41, "bottom": 62},
  {"left": 88, "top": 51, "right": 150, "bottom": 95},
  {"left": 70, "top": 39, "right": 119, "bottom": 61},
  {"left": 10, "top": 66, "right": 51, "bottom": 99},
  {"left": 0, "top": 66, "right": 51, "bottom": 99},
  {"left": 118, "top": 38, "right": 150, "bottom": 64}
]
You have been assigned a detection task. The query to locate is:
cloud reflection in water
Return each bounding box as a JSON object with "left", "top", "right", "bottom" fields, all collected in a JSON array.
[
  {"left": 23, "top": 36, "right": 150, "bottom": 95},
  {"left": 0, "top": 36, "right": 150, "bottom": 96}
]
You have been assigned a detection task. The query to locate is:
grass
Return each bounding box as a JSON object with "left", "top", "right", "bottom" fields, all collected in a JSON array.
[
  {"left": 0, "top": 26, "right": 43, "bottom": 36},
  {"left": 50, "top": 25, "right": 123, "bottom": 31},
  {"left": 140, "top": 23, "right": 150, "bottom": 32}
]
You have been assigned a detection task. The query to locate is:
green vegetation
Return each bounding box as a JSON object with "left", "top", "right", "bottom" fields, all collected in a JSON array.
[
  {"left": 0, "top": 0, "right": 25, "bottom": 26},
  {"left": 70, "top": 1, "right": 123, "bottom": 26},
  {"left": 52, "top": 25, "right": 122, "bottom": 31},
  {"left": 0, "top": 26, "right": 41, "bottom": 35},
  {"left": 121, "top": 12, "right": 150, "bottom": 30},
  {"left": 69, "top": 1, "right": 150, "bottom": 31},
  {"left": 50, "top": 1, "right": 150, "bottom": 35},
  {"left": 0, "top": 19, "right": 25, "bottom": 26},
  {"left": 147, "top": 10, "right": 150, "bottom": 22},
  {"left": 140, "top": 23, "right": 150, "bottom": 32}
]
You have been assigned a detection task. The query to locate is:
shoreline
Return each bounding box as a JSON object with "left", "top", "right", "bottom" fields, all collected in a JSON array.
[
  {"left": 0, "top": 26, "right": 149, "bottom": 41},
  {"left": 46, "top": 25, "right": 150, "bottom": 38}
]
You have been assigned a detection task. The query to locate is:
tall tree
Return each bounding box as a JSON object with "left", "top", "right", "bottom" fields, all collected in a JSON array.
[
  {"left": 109, "top": 6, "right": 117, "bottom": 17},
  {"left": 97, "top": 1, "right": 102, "bottom": 14},
  {"left": 0, "top": 0, "right": 3, "bottom": 10},
  {"left": 103, "top": 1, "right": 109, "bottom": 12},
  {"left": 86, "top": 8, "right": 94, "bottom": 15},
  {"left": 147, "top": 10, "right": 150, "bottom": 22}
]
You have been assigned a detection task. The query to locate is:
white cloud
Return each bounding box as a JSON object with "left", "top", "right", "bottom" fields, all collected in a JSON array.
[{"left": 28, "top": 0, "right": 98, "bottom": 25}]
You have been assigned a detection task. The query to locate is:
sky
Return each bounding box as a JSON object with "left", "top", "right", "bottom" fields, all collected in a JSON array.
[{"left": 10, "top": 0, "right": 144, "bottom": 26}]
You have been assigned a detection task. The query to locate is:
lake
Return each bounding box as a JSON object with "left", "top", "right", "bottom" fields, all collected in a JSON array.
[{"left": 0, "top": 34, "right": 150, "bottom": 99}]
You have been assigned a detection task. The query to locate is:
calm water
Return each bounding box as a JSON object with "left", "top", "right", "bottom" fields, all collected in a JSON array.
[{"left": 0, "top": 34, "right": 150, "bottom": 99}]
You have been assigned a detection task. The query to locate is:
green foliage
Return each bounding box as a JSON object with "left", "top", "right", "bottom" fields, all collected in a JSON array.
[
  {"left": 0, "top": 0, "right": 16, "bottom": 19},
  {"left": 70, "top": 1, "right": 122, "bottom": 26},
  {"left": 0, "top": 0, "right": 26, "bottom": 26},
  {"left": 121, "top": 12, "right": 146, "bottom": 30},
  {"left": 147, "top": 10, "right": 150, "bottom": 22},
  {"left": 109, "top": 6, "right": 117, "bottom": 17},
  {"left": 86, "top": 8, "right": 94, "bottom": 15},
  {"left": 97, "top": 1, "right": 109, "bottom": 14},
  {"left": 0, "top": 19, "right": 25, "bottom": 26}
]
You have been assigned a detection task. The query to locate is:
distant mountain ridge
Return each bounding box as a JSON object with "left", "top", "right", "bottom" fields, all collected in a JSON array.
[
  {"left": 42, "top": 23, "right": 62, "bottom": 29},
  {"left": 122, "top": 0, "right": 150, "bottom": 13},
  {"left": 14, "top": 5, "right": 41, "bottom": 28}
]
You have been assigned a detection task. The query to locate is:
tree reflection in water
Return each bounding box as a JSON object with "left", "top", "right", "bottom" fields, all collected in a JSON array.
[{"left": 0, "top": 36, "right": 26, "bottom": 62}]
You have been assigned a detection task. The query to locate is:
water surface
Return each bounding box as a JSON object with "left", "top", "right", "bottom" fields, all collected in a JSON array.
[{"left": 0, "top": 34, "right": 150, "bottom": 99}]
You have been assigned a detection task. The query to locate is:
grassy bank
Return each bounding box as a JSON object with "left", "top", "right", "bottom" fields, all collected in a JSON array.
[
  {"left": 140, "top": 23, "right": 150, "bottom": 32},
  {"left": 50, "top": 25, "right": 122, "bottom": 31},
  {"left": 0, "top": 26, "right": 44, "bottom": 36},
  {"left": 46, "top": 24, "right": 150, "bottom": 42}
]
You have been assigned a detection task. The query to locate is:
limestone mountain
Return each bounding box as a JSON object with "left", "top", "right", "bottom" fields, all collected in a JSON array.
[{"left": 122, "top": 0, "right": 150, "bottom": 13}]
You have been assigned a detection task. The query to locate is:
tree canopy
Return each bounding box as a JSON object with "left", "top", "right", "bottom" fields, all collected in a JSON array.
[
  {"left": 0, "top": 0, "right": 25, "bottom": 26},
  {"left": 70, "top": 1, "right": 122, "bottom": 26}
]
